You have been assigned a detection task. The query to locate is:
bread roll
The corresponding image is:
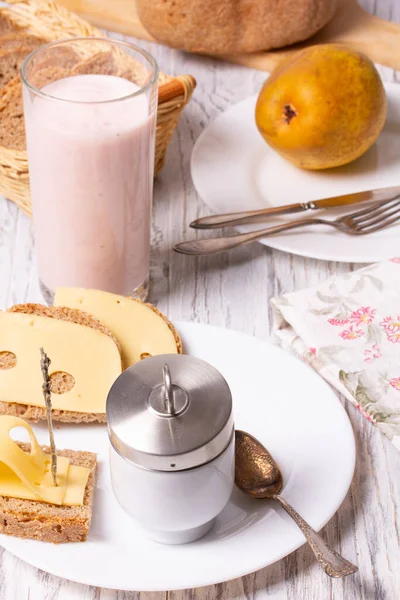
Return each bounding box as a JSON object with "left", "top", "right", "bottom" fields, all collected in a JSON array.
[{"left": 136, "top": 0, "right": 338, "bottom": 55}]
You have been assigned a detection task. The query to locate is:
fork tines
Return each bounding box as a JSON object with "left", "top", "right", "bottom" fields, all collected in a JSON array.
[{"left": 345, "top": 197, "right": 400, "bottom": 234}]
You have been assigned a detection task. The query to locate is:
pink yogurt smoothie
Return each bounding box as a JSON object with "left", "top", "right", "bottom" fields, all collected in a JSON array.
[{"left": 23, "top": 74, "right": 156, "bottom": 296}]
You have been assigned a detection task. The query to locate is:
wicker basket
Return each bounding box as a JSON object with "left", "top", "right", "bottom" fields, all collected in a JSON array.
[{"left": 0, "top": 0, "right": 196, "bottom": 216}]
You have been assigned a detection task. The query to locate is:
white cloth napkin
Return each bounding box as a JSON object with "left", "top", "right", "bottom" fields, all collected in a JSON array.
[{"left": 271, "top": 258, "right": 400, "bottom": 450}]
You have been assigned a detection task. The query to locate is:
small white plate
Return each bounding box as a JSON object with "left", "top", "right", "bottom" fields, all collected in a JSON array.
[
  {"left": 0, "top": 323, "right": 355, "bottom": 591},
  {"left": 191, "top": 82, "right": 400, "bottom": 263}
]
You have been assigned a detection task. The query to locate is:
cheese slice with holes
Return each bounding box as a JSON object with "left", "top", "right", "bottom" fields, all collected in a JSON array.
[
  {"left": 54, "top": 288, "right": 179, "bottom": 368},
  {"left": 0, "top": 416, "right": 89, "bottom": 505},
  {"left": 0, "top": 311, "right": 121, "bottom": 413}
]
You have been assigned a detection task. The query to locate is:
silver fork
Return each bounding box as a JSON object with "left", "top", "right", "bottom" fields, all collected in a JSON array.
[{"left": 174, "top": 197, "right": 400, "bottom": 256}]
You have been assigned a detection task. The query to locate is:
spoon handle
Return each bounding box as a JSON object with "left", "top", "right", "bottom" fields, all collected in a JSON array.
[{"left": 272, "top": 494, "right": 358, "bottom": 578}]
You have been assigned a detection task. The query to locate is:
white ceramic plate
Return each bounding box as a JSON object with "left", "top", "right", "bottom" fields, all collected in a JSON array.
[
  {"left": 0, "top": 323, "right": 355, "bottom": 591},
  {"left": 191, "top": 82, "right": 400, "bottom": 263}
]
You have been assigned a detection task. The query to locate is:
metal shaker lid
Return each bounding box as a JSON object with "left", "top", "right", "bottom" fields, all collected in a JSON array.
[{"left": 106, "top": 354, "right": 233, "bottom": 472}]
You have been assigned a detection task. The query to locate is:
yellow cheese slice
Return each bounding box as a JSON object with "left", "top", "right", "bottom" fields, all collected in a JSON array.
[
  {"left": 0, "top": 416, "right": 89, "bottom": 506},
  {"left": 0, "top": 311, "right": 121, "bottom": 413},
  {"left": 54, "top": 287, "right": 179, "bottom": 368}
]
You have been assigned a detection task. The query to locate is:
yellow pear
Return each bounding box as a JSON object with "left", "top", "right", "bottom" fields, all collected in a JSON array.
[{"left": 255, "top": 44, "right": 387, "bottom": 170}]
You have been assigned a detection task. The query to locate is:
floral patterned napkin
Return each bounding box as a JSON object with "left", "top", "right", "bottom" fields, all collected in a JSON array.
[{"left": 271, "top": 258, "right": 400, "bottom": 450}]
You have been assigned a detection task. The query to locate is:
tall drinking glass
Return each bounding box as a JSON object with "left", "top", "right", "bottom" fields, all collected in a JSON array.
[{"left": 21, "top": 38, "right": 158, "bottom": 302}]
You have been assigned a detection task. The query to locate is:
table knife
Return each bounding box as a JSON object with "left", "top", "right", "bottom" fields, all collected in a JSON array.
[{"left": 190, "top": 185, "right": 400, "bottom": 229}]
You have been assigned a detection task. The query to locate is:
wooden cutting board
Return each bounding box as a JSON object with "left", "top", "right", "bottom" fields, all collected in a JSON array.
[{"left": 57, "top": 0, "right": 400, "bottom": 71}]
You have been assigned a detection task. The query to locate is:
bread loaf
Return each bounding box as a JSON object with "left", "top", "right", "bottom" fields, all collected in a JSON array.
[{"left": 136, "top": 0, "right": 338, "bottom": 55}]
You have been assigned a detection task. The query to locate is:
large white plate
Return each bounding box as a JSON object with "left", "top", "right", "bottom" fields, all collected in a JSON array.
[
  {"left": 191, "top": 82, "right": 400, "bottom": 263},
  {"left": 0, "top": 323, "right": 355, "bottom": 591}
]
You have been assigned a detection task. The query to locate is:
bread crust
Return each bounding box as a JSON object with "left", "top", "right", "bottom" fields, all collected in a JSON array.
[
  {"left": 137, "top": 0, "right": 338, "bottom": 55},
  {"left": 0, "top": 443, "right": 97, "bottom": 543}
]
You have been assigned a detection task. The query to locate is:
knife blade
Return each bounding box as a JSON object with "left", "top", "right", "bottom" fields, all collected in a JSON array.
[{"left": 190, "top": 185, "right": 400, "bottom": 229}]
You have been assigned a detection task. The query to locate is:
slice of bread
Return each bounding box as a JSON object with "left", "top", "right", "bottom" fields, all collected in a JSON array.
[
  {"left": 0, "top": 41, "right": 148, "bottom": 154},
  {"left": 0, "top": 32, "right": 43, "bottom": 52},
  {"left": 0, "top": 304, "right": 124, "bottom": 424},
  {"left": 25, "top": 45, "right": 82, "bottom": 90},
  {"left": 72, "top": 49, "right": 150, "bottom": 87},
  {"left": 72, "top": 49, "right": 119, "bottom": 77},
  {"left": 0, "top": 76, "right": 24, "bottom": 151},
  {"left": 0, "top": 442, "right": 96, "bottom": 543},
  {"left": 0, "top": 43, "right": 44, "bottom": 91},
  {"left": 0, "top": 46, "right": 81, "bottom": 152},
  {"left": 0, "top": 12, "right": 15, "bottom": 35}
]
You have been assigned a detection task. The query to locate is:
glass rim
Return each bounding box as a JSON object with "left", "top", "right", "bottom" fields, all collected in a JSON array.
[{"left": 20, "top": 37, "right": 159, "bottom": 105}]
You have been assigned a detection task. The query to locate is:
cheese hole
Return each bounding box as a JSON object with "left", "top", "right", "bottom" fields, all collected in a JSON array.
[
  {"left": 0, "top": 351, "right": 17, "bottom": 369},
  {"left": 9, "top": 426, "right": 30, "bottom": 444},
  {"left": 116, "top": 300, "right": 121, "bottom": 304},
  {"left": 49, "top": 371, "right": 75, "bottom": 394},
  {"left": 34, "top": 481, "right": 41, "bottom": 486},
  {"left": 140, "top": 352, "right": 152, "bottom": 360}
]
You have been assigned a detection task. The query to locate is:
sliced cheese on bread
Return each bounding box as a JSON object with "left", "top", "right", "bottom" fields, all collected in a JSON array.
[
  {"left": 0, "top": 311, "right": 122, "bottom": 415},
  {"left": 0, "top": 416, "right": 97, "bottom": 543},
  {"left": 0, "top": 416, "right": 89, "bottom": 506},
  {"left": 54, "top": 287, "right": 182, "bottom": 368}
]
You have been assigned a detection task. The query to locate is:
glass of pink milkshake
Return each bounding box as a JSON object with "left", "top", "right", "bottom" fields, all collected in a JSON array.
[{"left": 21, "top": 38, "right": 158, "bottom": 302}]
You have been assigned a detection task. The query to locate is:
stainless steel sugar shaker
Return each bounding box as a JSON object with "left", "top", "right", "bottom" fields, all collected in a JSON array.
[{"left": 107, "top": 353, "right": 234, "bottom": 544}]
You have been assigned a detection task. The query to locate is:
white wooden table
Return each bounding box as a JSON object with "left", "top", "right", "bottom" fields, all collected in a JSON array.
[{"left": 1, "top": 1, "right": 399, "bottom": 598}]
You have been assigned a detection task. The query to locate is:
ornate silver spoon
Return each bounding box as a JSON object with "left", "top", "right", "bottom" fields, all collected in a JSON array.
[{"left": 235, "top": 430, "right": 358, "bottom": 578}]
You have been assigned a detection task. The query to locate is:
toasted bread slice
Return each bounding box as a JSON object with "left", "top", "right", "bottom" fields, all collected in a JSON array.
[
  {"left": 0, "top": 304, "right": 124, "bottom": 424},
  {"left": 0, "top": 442, "right": 96, "bottom": 543}
]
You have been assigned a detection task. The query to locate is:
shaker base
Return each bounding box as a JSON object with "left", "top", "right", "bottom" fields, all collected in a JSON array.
[{"left": 142, "top": 518, "right": 216, "bottom": 545}]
